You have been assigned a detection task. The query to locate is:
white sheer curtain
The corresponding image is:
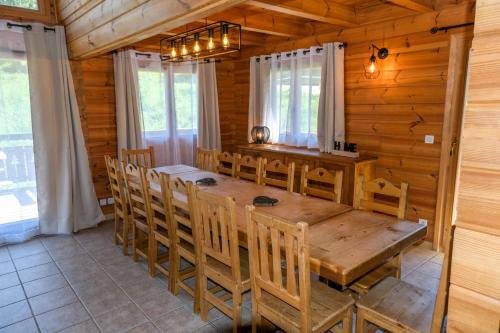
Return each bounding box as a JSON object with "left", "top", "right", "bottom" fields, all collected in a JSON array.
[
  {"left": 248, "top": 43, "right": 344, "bottom": 149},
  {"left": 24, "top": 23, "right": 104, "bottom": 234},
  {"left": 113, "top": 50, "right": 144, "bottom": 159},
  {"left": 133, "top": 53, "right": 198, "bottom": 166}
]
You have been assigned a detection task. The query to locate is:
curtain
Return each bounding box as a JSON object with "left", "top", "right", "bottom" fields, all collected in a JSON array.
[
  {"left": 198, "top": 61, "right": 221, "bottom": 150},
  {"left": 317, "top": 42, "right": 345, "bottom": 152},
  {"left": 24, "top": 24, "right": 104, "bottom": 234},
  {"left": 113, "top": 50, "right": 144, "bottom": 159},
  {"left": 248, "top": 44, "right": 344, "bottom": 149}
]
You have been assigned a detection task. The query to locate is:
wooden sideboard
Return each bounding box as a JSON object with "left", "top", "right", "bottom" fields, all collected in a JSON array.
[{"left": 237, "top": 144, "right": 377, "bottom": 205}]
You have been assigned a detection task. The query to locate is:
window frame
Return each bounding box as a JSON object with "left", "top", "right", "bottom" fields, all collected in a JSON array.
[{"left": 0, "top": 0, "right": 53, "bottom": 25}]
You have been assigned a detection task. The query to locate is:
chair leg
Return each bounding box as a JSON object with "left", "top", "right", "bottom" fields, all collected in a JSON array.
[
  {"left": 122, "top": 217, "right": 129, "bottom": 256},
  {"left": 200, "top": 275, "right": 209, "bottom": 322},
  {"left": 149, "top": 235, "right": 157, "bottom": 277},
  {"left": 132, "top": 224, "right": 138, "bottom": 262},
  {"left": 232, "top": 292, "right": 242, "bottom": 333},
  {"left": 170, "top": 252, "right": 180, "bottom": 295},
  {"left": 394, "top": 253, "right": 402, "bottom": 279},
  {"left": 114, "top": 213, "right": 119, "bottom": 245},
  {"left": 356, "top": 309, "right": 366, "bottom": 333},
  {"left": 193, "top": 263, "right": 201, "bottom": 314},
  {"left": 343, "top": 308, "right": 353, "bottom": 333}
]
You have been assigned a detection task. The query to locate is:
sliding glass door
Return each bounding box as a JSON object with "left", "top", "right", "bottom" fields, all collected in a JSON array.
[{"left": 0, "top": 27, "right": 39, "bottom": 244}]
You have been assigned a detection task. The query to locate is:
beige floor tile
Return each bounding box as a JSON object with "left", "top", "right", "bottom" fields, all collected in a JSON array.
[
  {"left": 29, "top": 286, "right": 77, "bottom": 315},
  {"left": 23, "top": 274, "right": 68, "bottom": 298},
  {"left": 0, "top": 300, "right": 33, "bottom": 328},
  {"left": 126, "top": 322, "right": 161, "bottom": 333},
  {"left": 76, "top": 284, "right": 130, "bottom": 317},
  {"left": 48, "top": 244, "right": 86, "bottom": 262},
  {"left": 135, "top": 290, "right": 184, "bottom": 320},
  {"left": 35, "top": 301, "right": 90, "bottom": 333},
  {"left": 211, "top": 306, "right": 252, "bottom": 332},
  {"left": 8, "top": 240, "right": 46, "bottom": 259},
  {"left": 41, "top": 236, "right": 78, "bottom": 252},
  {"left": 18, "top": 262, "right": 60, "bottom": 283},
  {"left": 0, "top": 317, "right": 38, "bottom": 333},
  {"left": 94, "top": 302, "right": 148, "bottom": 333},
  {"left": 194, "top": 324, "right": 218, "bottom": 333},
  {"left": 0, "top": 285, "right": 25, "bottom": 307},
  {"left": 0, "top": 248, "right": 11, "bottom": 263},
  {"left": 430, "top": 252, "right": 444, "bottom": 265},
  {"left": 0, "top": 272, "right": 20, "bottom": 290},
  {"left": 154, "top": 306, "right": 206, "bottom": 333},
  {"left": 402, "top": 270, "right": 440, "bottom": 294},
  {"left": 417, "top": 261, "right": 442, "bottom": 279},
  {"left": 121, "top": 276, "right": 167, "bottom": 301},
  {"left": 0, "top": 261, "right": 16, "bottom": 276},
  {"left": 13, "top": 252, "right": 52, "bottom": 271},
  {"left": 57, "top": 319, "right": 100, "bottom": 333}
]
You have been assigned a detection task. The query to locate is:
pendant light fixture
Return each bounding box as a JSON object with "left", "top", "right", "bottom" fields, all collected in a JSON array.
[
  {"left": 364, "top": 44, "right": 389, "bottom": 79},
  {"left": 160, "top": 21, "right": 241, "bottom": 62}
]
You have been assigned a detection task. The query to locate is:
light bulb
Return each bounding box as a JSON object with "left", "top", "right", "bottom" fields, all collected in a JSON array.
[
  {"left": 369, "top": 61, "right": 376, "bottom": 74},
  {"left": 207, "top": 29, "right": 215, "bottom": 50},
  {"left": 181, "top": 37, "right": 188, "bottom": 56},
  {"left": 170, "top": 41, "right": 177, "bottom": 58},
  {"left": 222, "top": 24, "right": 229, "bottom": 48},
  {"left": 193, "top": 33, "right": 201, "bottom": 53}
]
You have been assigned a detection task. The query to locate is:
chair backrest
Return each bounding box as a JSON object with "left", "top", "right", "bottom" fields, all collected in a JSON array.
[
  {"left": 217, "top": 151, "right": 236, "bottom": 176},
  {"left": 300, "top": 165, "right": 343, "bottom": 203},
  {"left": 104, "top": 155, "right": 128, "bottom": 215},
  {"left": 144, "top": 169, "right": 170, "bottom": 235},
  {"left": 123, "top": 163, "right": 149, "bottom": 223},
  {"left": 122, "top": 146, "right": 156, "bottom": 168},
  {"left": 192, "top": 188, "right": 241, "bottom": 284},
  {"left": 245, "top": 206, "right": 311, "bottom": 331},
  {"left": 262, "top": 159, "right": 295, "bottom": 192},
  {"left": 353, "top": 175, "right": 409, "bottom": 219},
  {"left": 165, "top": 176, "right": 197, "bottom": 250},
  {"left": 196, "top": 148, "right": 219, "bottom": 172},
  {"left": 235, "top": 154, "right": 263, "bottom": 183}
]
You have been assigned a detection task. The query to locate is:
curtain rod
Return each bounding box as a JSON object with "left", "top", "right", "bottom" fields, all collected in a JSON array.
[
  {"left": 6, "top": 22, "right": 55, "bottom": 32},
  {"left": 256, "top": 43, "right": 347, "bottom": 62},
  {"left": 430, "top": 22, "right": 474, "bottom": 34}
]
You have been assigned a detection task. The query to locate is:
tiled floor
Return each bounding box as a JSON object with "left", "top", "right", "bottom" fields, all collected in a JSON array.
[{"left": 0, "top": 220, "right": 443, "bottom": 333}]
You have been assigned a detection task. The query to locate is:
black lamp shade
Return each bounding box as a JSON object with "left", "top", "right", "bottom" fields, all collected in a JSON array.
[{"left": 251, "top": 126, "right": 270, "bottom": 144}]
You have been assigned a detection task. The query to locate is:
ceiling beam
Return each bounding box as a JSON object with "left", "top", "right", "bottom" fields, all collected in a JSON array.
[
  {"left": 60, "top": 0, "right": 248, "bottom": 59},
  {"left": 245, "top": 0, "right": 358, "bottom": 28},
  {"left": 385, "top": 0, "right": 434, "bottom": 13}
]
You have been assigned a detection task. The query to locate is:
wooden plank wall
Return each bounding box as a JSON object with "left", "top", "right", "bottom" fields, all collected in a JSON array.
[
  {"left": 223, "top": 0, "right": 475, "bottom": 241},
  {"left": 447, "top": 0, "right": 500, "bottom": 329},
  {"left": 71, "top": 55, "right": 116, "bottom": 200}
]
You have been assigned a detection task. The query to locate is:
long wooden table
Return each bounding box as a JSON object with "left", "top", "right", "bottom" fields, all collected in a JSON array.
[{"left": 155, "top": 165, "right": 427, "bottom": 286}]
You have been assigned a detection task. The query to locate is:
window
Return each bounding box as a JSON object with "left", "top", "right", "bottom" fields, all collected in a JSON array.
[
  {"left": 0, "top": 0, "right": 38, "bottom": 10},
  {"left": 264, "top": 49, "right": 323, "bottom": 148},
  {"left": 137, "top": 64, "right": 198, "bottom": 134}
]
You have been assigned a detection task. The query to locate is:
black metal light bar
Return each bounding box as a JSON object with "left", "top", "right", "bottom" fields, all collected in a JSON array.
[
  {"left": 160, "top": 21, "right": 241, "bottom": 63},
  {"left": 430, "top": 22, "right": 474, "bottom": 34}
]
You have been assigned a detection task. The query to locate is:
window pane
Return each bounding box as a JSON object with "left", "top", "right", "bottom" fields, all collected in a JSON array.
[
  {"left": 0, "top": 56, "right": 38, "bottom": 225},
  {"left": 174, "top": 72, "right": 197, "bottom": 130},
  {"left": 0, "top": 0, "right": 38, "bottom": 10},
  {"left": 138, "top": 70, "right": 167, "bottom": 132}
]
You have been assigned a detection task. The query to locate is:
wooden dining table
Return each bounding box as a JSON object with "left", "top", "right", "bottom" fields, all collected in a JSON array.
[{"left": 154, "top": 164, "right": 427, "bottom": 286}]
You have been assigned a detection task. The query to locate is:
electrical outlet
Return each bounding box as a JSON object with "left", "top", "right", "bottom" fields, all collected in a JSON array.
[
  {"left": 418, "top": 218, "right": 428, "bottom": 226},
  {"left": 424, "top": 135, "right": 434, "bottom": 144},
  {"left": 99, "top": 199, "right": 107, "bottom": 206},
  {"left": 107, "top": 197, "right": 114, "bottom": 205}
]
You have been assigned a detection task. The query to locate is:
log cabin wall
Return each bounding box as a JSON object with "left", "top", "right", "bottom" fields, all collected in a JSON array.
[{"left": 222, "top": 0, "right": 476, "bottom": 241}]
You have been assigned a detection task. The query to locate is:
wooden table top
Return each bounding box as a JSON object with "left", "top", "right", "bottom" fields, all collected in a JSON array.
[{"left": 153, "top": 165, "right": 427, "bottom": 286}]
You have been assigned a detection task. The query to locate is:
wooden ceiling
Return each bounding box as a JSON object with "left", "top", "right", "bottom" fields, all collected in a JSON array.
[
  {"left": 57, "top": 0, "right": 438, "bottom": 59},
  {"left": 135, "top": 0, "right": 437, "bottom": 53}
]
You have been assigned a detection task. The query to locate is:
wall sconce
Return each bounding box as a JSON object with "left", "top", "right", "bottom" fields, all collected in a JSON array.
[{"left": 364, "top": 44, "right": 389, "bottom": 79}]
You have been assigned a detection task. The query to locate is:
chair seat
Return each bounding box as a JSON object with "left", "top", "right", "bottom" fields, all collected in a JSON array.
[
  {"left": 357, "top": 277, "right": 435, "bottom": 333},
  {"left": 259, "top": 278, "right": 355, "bottom": 332},
  {"left": 205, "top": 247, "right": 251, "bottom": 292},
  {"left": 350, "top": 262, "right": 398, "bottom": 294}
]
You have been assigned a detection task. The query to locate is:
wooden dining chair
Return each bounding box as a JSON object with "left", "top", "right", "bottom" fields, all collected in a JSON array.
[
  {"left": 192, "top": 188, "right": 251, "bottom": 332},
  {"left": 235, "top": 153, "right": 263, "bottom": 184},
  {"left": 300, "top": 165, "right": 343, "bottom": 203},
  {"left": 122, "top": 146, "right": 156, "bottom": 168},
  {"left": 165, "top": 176, "right": 200, "bottom": 313},
  {"left": 123, "top": 163, "right": 151, "bottom": 269},
  {"left": 261, "top": 159, "right": 295, "bottom": 192},
  {"left": 350, "top": 175, "right": 409, "bottom": 295},
  {"left": 196, "top": 148, "right": 219, "bottom": 172},
  {"left": 216, "top": 151, "right": 236, "bottom": 177},
  {"left": 144, "top": 169, "right": 173, "bottom": 279},
  {"left": 245, "top": 206, "right": 355, "bottom": 333},
  {"left": 104, "top": 155, "right": 130, "bottom": 255}
]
